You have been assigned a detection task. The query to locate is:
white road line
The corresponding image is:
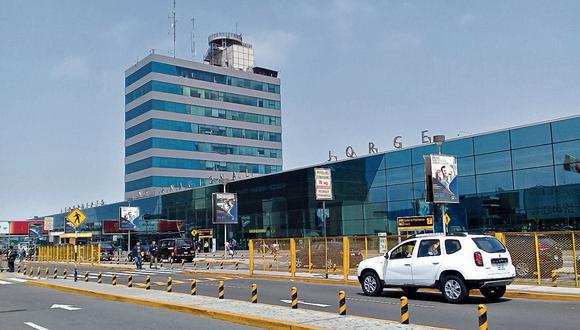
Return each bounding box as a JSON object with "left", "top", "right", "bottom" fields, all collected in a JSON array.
[
  {"left": 24, "top": 322, "right": 51, "bottom": 330},
  {"left": 0, "top": 280, "right": 13, "bottom": 285},
  {"left": 280, "top": 299, "right": 331, "bottom": 307},
  {"left": 7, "top": 278, "right": 28, "bottom": 282}
]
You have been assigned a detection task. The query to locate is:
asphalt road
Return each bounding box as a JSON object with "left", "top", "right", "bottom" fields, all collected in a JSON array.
[
  {"left": 0, "top": 281, "right": 257, "bottom": 330},
  {"left": 18, "top": 262, "right": 580, "bottom": 329}
]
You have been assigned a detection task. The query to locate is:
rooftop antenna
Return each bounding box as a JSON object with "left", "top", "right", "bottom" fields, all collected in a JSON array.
[
  {"left": 235, "top": 22, "right": 238, "bottom": 34},
  {"left": 169, "top": 0, "right": 177, "bottom": 57},
  {"left": 190, "top": 17, "right": 196, "bottom": 60}
]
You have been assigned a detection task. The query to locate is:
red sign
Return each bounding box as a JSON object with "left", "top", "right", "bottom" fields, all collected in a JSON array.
[{"left": 9, "top": 220, "right": 46, "bottom": 235}]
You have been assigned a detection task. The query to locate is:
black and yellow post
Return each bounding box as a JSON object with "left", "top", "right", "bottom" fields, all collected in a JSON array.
[
  {"left": 17, "top": 264, "right": 21, "bottom": 273},
  {"left": 400, "top": 296, "right": 409, "bottom": 324},
  {"left": 268, "top": 263, "right": 272, "bottom": 271},
  {"left": 53, "top": 268, "right": 58, "bottom": 279},
  {"left": 191, "top": 279, "right": 197, "bottom": 295},
  {"left": 23, "top": 265, "right": 27, "bottom": 275},
  {"left": 193, "top": 260, "right": 197, "bottom": 269},
  {"left": 145, "top": 275, "right": 151, "bottom": 290},
  {"left": 552, "top": 270, "right": 558, "bottom": 287},
  {"left": 206, "top": 261, "right": 210, "bottom": 270},
  {"left": 160, "top": 259, "right": 164, "bottom": 269},
  {"left": 74, "top": 268, "right": 78, "bottom": 282},
  {"left": 220, "top": 260, "right": 224, "bottom": 270},
  {"left": 181, "top": 259, "right": 185, "bottom": 270},
  {"left": 338, "top": 291, "right": 346, "bottom": 316},
  {"left": 478, "top": 304, "right": 488, "bottom": 330},
  {"left": 167, "top": 276, "right": 173, "bottom": 292},
  {"left": 84, "top": 271, "right": 89, "bottom": 282},
  {"left": 218, "top": 280, "right": 225, "bottom": 299},
  {"left": 45, "top": 267, "right": 49, "bottom": 280},
  {"left": 63, "top": 268, "right": 68, "bottom": 279},
  {"left": 112, "top": 273, "right": 117, "bottom": 286},
  {"left": 235, "top": 262, "right": 239, "bottom": 271},
  {"left": 127, "top": 275, "right": 133, "bottom": 288},
  {"left": 97, "top": 272, "right": 102, "bottom": 284},
  {"left": 251, "top": 283, "right": 258, "bottom": 304},
  {"left": 291, "top": 287, "right": 298, "bottom": 309},
  {"left": 28, "top": 265, "right": 33, "bottom": 277}
]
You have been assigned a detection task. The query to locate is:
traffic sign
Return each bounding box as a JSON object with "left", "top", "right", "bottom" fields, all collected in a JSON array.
[
  {"left": 66, "top": 208, "right": 87, "bottom": 228},
  {"left": 444, "top": 213, "right": 451, "bottom": 225},
  {"left": 191, "top": 229, "right": 198, "bottom": 237}
]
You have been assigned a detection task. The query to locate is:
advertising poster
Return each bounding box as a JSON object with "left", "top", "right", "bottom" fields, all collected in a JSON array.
[
  {"left": 0, "top": 222, "right": 9, "bottom": 234},
  {"left": 29, "top": 223, "right": 43, "bottom": 238},
  {"left": 212, "top": 193, "right": 238, "bottom": 224},
  {"left": 425, "top": 154, "right": 459, "bottom": 203},
  {"left": 119, "top": 206, "right": 141, "bottom": 230}
]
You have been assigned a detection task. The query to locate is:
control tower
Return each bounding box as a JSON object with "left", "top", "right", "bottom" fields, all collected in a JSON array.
[{"left": 204, "top": 32, "right": 255, "bottom": 71}]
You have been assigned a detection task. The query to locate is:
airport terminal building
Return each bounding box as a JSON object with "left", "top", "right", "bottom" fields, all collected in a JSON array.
[{"left": 18, "top": 114, "right": 578, "bottom": 248}]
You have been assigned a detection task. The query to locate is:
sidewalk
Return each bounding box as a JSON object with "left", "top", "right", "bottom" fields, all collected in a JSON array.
[{"left": 23, "top": 275, "right": 441, "bottom": 330}]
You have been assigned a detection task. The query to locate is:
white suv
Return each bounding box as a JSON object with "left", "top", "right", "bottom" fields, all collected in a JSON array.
[{"left": 357, "top": 233, "right": 516, "bottom": 303}]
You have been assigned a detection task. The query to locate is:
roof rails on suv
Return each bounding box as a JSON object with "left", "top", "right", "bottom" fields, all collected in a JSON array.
[{"left": 408, "top": 232, "right": 468, "bottom": 239}]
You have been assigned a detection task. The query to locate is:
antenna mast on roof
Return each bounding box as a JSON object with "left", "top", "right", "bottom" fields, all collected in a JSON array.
[
  {"left": 190, "top": 17, "right": 196, "bottom": 60},
  {"left": 169, "top": 0, "right": 177, "bottom": 57}
]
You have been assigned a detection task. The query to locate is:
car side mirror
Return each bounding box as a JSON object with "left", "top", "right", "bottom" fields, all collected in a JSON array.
[{"left": 384, "top": 253, "right": 389, "bottom": 260}]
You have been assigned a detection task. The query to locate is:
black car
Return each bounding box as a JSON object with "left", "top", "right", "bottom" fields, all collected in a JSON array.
[{"left": 158, "top": 238, "right": 196, "bottom": 262}]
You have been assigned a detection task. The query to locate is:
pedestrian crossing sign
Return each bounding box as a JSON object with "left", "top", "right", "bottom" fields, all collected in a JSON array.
[
  {"left": 66, "top": 208, "right": 87, "bottom": 228},
  {"left": 191, "top": 229, "right": 198, "bottom": 237},
  {"left": 444, "top": 213, "right": 451, "bottom": 225}
]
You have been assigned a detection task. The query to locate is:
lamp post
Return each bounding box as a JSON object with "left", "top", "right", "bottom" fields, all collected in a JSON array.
[{"left": 433, "top": 135, "right": 447, "bottom": 235}]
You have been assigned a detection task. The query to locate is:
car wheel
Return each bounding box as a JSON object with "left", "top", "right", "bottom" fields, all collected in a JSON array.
[
  {"left": 361, "top": 271, "right": 382, "bottom": 296},
  {"left": 295, "top": 258, "right": 303, "bottom": 268},
  {"left": 441, "top": 275, "right": 469, "bottom": 303},
  {"left": 480, "top": 286, "right": 506, "bottom": 301},
  {"left": 402, "top": 287, "right": 419, "bottom": 296},
  {"left": 515, "top": 262, "right": 532, "bottom": 278}
]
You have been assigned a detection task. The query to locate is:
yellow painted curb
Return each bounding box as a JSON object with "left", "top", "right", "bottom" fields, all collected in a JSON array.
[
  {"left": 181, "top": 270, "right": 360, "bottom": 286},
  {"left": 27, "top": 281, "right": 324, "bottom": 330}
]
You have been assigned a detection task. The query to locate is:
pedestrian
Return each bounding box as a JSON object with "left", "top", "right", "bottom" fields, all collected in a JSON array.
[
  {"left": 18, "top": 247, "right": 26, "bottom": 263},
  {"left": 132, "top": 240, "right": 143, "bottom": 270},
  {"left": 203, "top": 240, "right": 209, "bottom": 253},
  {"left": 231, "top": 238, "right": 237, "bottom": 256},
  {"left": 7, "top": 246, "right": 17, "bottom": 272},
  {"left": 149, "top": 241, "right": 158, "bottom": 269}
]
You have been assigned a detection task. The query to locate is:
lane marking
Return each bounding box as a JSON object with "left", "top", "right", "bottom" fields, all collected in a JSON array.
[
  {"left": 24, "top": 322, "right": 51, "bottom": 330},
  {"left": 347, "top": 297, "right": 434, "bottom": 308},
  {"left": 51, "top": 304, "right": 82, "bottom": 311},
  {"left": 280, "top": 299, "right": 331, "bottom": 308},
  {"left": 0, "top": 280, "right": 13, "bottom": 285},
  {"left": 7, "top": 278, "right": 28, "bottom": 283}
]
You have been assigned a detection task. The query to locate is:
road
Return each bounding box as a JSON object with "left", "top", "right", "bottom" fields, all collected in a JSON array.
[
  {"left": 0, "top": 278, "right": 257, "bottom": 330},
  {"left": 15, "top": 262, "right": 580, "bottom": 329}
]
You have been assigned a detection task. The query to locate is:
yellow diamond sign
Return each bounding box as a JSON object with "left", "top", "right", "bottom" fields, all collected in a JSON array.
[
  {"left": 191, "top": 229, "right": 198, "bottom": 237},
  {"left": 66, "top": 208, "right": 87, "bottom": 228},
  {"left": 444, "top": 213, "right": 451, "bottom": 225}
]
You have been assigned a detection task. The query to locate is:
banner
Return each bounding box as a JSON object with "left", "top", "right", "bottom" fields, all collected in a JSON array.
[
  {"left": 44, "top": 217, "right": 54, "bottom": 231},
  {"left": 425, "top": 154, "right": 459, "bottom": 203},
  {"left": 212, "top": 193, "right": 238, "bottom": 224},
  {"left": 29, "top": 223, "right": 43, "bottom": 238},
  {"left": 0, "top": 222, "right": 8, "bottom": 234},
  {"left": 119, "top": 206, "right": 141, "bottom": 230}
]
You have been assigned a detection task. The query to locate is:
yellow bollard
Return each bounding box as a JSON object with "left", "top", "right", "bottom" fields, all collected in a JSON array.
[
  {"left": 84, "top": 271, "right": 89, "bottom": 282},
  {"left": 478, "top": 304, "right": 488, "bottom": 330},
  {"left": 552, "top": 270, "right": 558, "bottom": 287},
  {"left": 44, "top": 267, "right": 49, "bottom": 280},
  {"left": 251, "top": 283, "right": 258, "bottom": 304},
  {"left": 191, "top": 279, "right": 197, "bottom": 295},
  {"left": 98, "top": 272, "right": 102, "bottom": 284},
  {"left": 53, "top": 268, "right": 58, "bottom": 279},
  {"left": 127, "top": 275, "right": 133, "bottom": 288},
  {"left": 235, "top": 262, "right": 239, "bottom": 271},
  {"left": 400, "top": 296, "right": 409, "bottom": 324},
  {"left": 291, "top": 287, "right": 298, "bottom": 309},
  {"left": 145, "top": 275, "right": 151, "bottom": 290},
  {"left": 63, "top": 268, "right": 68, "bottom": 279},
  {"left": 218, "top": 280, "right": 224, "bottom": 299},
  {"left": 181, "top": 259, "right": 185, "bottom": 270},
  {"left": 112, "top": 274, "right": 117, "bottom": 286},
  {"left": 338, "top": 291, "right": 346, "bottom": 316},
  {"left": 167, "top": 277, "right": 172, "bottom": 292}
]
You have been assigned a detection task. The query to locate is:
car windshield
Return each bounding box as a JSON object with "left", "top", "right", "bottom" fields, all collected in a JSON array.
[
  {"left": 100, "top": 243, "right": 113, "bottom": 249},
  {"left": 472, "top": 237, "right": 506, "bottom": 253},
  {"left": 176, "top": 239, "right": 191, "bottom": 247}
]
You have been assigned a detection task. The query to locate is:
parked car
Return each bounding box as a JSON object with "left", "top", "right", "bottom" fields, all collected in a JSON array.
[
  {"left": 98, "top": 242, "right": 115, "bottom": 261},
  {"left": 357, "top": 233, "right": 516, "bottom": 303},
  {"left": 158, "top": 238, "right": 196, "bottom": 262},
  {"left": 504, "top": 234, "right": 563, "bottom": 278},
  {"left": 295, "top": 241, "right": 363, "bottom": 269}
]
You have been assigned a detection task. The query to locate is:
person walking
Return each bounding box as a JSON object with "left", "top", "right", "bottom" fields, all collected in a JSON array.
[
  {"left": 7, "top": 246, "right": 17, "bottom": 272},
  {"left": 149, "top": 241, "right": 158, "bottom": 269},
  {"left": 132, "top": 241, "right": 144, "bottom": 270},
  {"left": 231, "top": 238, "right": 237, "bottom": 256},
  {"left": 18, "top": 247, "right": 26, "bottom": 263}
]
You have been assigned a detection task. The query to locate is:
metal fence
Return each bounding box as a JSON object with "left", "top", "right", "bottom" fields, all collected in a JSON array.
[
  {"left": 37, "top": 244, "right": 101, "bottom": 265},
  {"left": 248, "top": 231, "right": 580, "bottom": 287}
]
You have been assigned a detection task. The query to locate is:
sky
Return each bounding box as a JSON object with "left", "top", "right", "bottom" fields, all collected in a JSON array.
[{"left": 1, "top": 0, "right": 579, "bottom": 220}]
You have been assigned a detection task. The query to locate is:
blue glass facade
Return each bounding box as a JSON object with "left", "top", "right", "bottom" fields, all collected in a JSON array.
[{"left": 125, "top": 157, "right": 282, "bottom": 175}]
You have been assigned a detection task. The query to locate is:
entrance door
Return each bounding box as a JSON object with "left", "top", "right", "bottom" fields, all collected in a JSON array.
[{"left": 384, "top": 240, "right": 416, "bottom": 285}]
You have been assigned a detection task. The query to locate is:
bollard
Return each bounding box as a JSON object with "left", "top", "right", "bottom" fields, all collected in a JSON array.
[
  {"left": 291, "top": 287, "right": 298, "bottom": 309},
  {"left": 181, "top": 259, "right": 185, "bottom": 270},
  {"left": 400, "top": 296, "right": 409, "bottom": 324},
  {"left": 112, "top": 273, "right": 117, "bottom": 286},
  {"left": 145, "top": 275, "right": 151, "bottom": 290},
  {"left": 36, "top": 266, "right": 40, "bottom": 279},
  {"left": 29, "top": 266, "right": 34, "bottom": 277},
  {"left": 18, "top": 264, "right": 21, "bottom": 273},
  {"left": 235, "top": 262, "right": 239, "bottom": 271},
  {"left": 478, "top": 304, "right": 488, "bottom": 330},
  {"left": 167, "top": 276, "right": 172, "bottom": 292},
  {"left": 552, "top": 270, "right": 558, "bottom": 287},
  {"left": 251, "top": 283, "right": 258, "bottom": 304},
  {"left": 45, "top": 267, "right": 49, "bottom": 280},
  {"left": 268, "top": 263, "right": 272, "bottom": 271},
  {"left": 170, "top": 256, "right": 174, "bottom": 269},
  {"left": 127, "top": 275, "right": 133, "bottom": 288},
  {"left": 53, "top": 268, "right": 58, "bottom": 279},
  {"left": 191, "top": 279, "right": 197, "bottom": 295},
  {"left": 63, "top": 268, "right": 68, "bottom": 279},
  {"left": 338, "top": 291, "right": 346, "bottom": 316},
  {"left": 218, "top": 280, "right": 224, "bottom": 299},
  {"left": 23, "top": 265, "right": 27, "bottom": 275},
  {"left": 84, "top": 271, "right": 89, "bottom": 282},
  {"left": 74, "top": 268, "right": 78, "bottom": 282},
  {"left": 206, "top": 261, "right": 210, "bottom": 270},
  {"left": 220, "top": 260, "right": 224, "bottom": 270},
  {"left": 193, "top": 260, "right": 197, "bottom": 269},
  {"left": 160, "top": 259, "right": 164, "bottom": 269},
  {"left": 97, "top": 272, "right": 102, "bottom": 284}
]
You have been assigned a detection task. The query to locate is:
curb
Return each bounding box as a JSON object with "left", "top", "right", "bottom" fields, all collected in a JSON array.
[{"left": 26, "top": 281, "right": 324, "bottom": 330}]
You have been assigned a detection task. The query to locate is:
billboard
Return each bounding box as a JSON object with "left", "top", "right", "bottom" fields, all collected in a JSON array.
[
  {"left": 425, "top": 154, "right": 459, "bottom": 203},
  {"left": 119, "top": 206, "right": 141, "bottom": 230},
  {"left": 0, "top": 222, "right": 9, "bottom": 234},
  {"left": 29, "top": 223, "right": 43, "bottom": 238},
  {"left": 212, "top": 193, "right": 238, "bottom": 224},
  {"left": 44, "top": 217, "right": 54, "bottom": 231},
  {"left": 314, "top": 168, "right": 333, "bottom": 200}
]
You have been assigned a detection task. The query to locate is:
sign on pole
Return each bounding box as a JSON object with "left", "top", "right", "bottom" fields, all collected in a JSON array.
[
  {"left": 315, "top": 168, "right": 333, "bottom": 201},
  {"left": 212, "top": 193, "right": 238, "bottom": 224},
  {"left": 425, "top": 154, "right": 459, "bottom": 203},
  {"left": 44, "top": 217, "right": 54, "bottom": 231},
  {"left": 397, "top": 216, "right": 434, "bottom": 231},
  {"left": 119, "top": 206, "right": 140, "bottom": 230},
  {"left": 66, "top": 208, "right": 87, "bottom": 228}
]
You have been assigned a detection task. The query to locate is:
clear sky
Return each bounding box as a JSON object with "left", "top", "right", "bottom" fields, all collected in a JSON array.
[{"left": 1, "top": 0, "right": 579, "bottom": 220}]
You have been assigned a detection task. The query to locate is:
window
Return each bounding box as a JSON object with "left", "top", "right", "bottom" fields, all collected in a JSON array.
[
  {"left": 555, "top": 165, "right": 580, "bottom": 186},
  {"left": 445, "top": 240, "right": 462, "bottom": 254},
  {"left": 386, "top": 149, "right": 411, "bottom": 168},
  {"left": 389, "top": 241, "right": 416, "bottom": 259},
  {"left": 552, "top": 117, "right": 580, "bottom": 143},
  {"left": 442, "top": 138, "right": 474, "bottom": 157},
  {"left": 475, "top": 151, "right": 512, "bottom": 174},
  {"left": 417, "top": 239, "right": 441, "bottom": 257},
  {"left": 411, "top": 144, "right": 437, "bottom": 164},
  {"left": 510, "top": 124, "right": 552, "bottom": 149},
  {"left": 387, "top": 184, "right": 413, "bottom": 201},
  {"left": 472, "top": 237, "right": 506, "bottom": 253},
  {"left": 476, "top": 171, "right": 513, "bottom": 193},
  {"left": 457, "top": 157, "right": 475, "bottom": 176},
  {"left": 511, "top": 145, "right": 553, "bottom": 170},
  {"left": 457, "top": 176, "right": 476, "bottom": 195},
  {"left": 386, "top": 166, "right": 412, "bottom": 185},
  {"left": 474, "top": 131, "right": 510, "bottom": 154},
  {"left": 553, "top": 140, "right": 580, "bottom": 165},
  {"left": 513, "top": 166, "right": 555, "bottom": 190}
]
